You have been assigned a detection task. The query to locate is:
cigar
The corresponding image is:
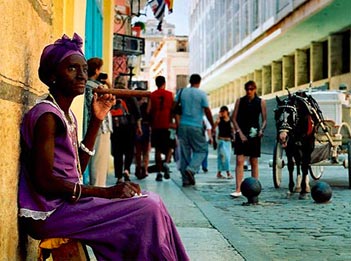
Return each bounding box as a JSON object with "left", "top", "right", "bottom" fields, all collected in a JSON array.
[{"left": 93, "top": 88, "right": 151, "bottom": 98}]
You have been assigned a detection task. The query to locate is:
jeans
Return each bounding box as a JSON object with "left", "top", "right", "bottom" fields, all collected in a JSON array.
[
  {"left": 178, "top": 125, "right": 208, "bottom": 183},
  {"left": 217, "top": 139, "right": 231, "bottom": 171},
  {"left": 202, "top": 150, "right": 208, "bottom": 170}
]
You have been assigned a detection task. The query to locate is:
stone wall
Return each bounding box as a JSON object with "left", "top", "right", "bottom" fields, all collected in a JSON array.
[{"left": 0, "top": 1, "right": 61, "bottom": 259}]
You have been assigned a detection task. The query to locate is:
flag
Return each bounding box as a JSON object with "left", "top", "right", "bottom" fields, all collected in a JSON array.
[
  {"left": 165, "top": 0, "right": 173, "bottom": 13},
  {"left": 148, "top": 0, "right": 173, "bottom": 31}
]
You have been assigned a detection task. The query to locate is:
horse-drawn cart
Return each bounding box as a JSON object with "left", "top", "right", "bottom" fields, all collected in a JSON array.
[{"left": 272, "top": 90, "right": 351, "bottom": 189}]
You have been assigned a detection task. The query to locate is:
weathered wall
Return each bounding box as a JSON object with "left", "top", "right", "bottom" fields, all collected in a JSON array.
[
  {"left": 0, "top": 0, "right": 115, "bottom": 259},
  {"left": 0, "top": 0, "right": 79, "bottom": 260},
  {"left": 0, "top": 1, "right": 55, "bottom": 259}
]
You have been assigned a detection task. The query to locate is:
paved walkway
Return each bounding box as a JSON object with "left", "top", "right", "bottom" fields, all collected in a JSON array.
[
  {"left": 87, "top": 147, "right": 351, "bottom": 260},
  {"left": 87, "top": 154, "right": 243, "bottom": 260}
]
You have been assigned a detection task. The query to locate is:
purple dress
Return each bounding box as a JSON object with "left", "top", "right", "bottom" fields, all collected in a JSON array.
[{"left": 19, "top": 101, "right": 189, "bottom": 261}]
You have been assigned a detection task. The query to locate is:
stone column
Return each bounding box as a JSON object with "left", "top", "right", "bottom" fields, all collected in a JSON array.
[
  {"left": 272, "top": 61, "right": 282, "bottom": 92},
  {"left": 262, "top": 65, "right": 272, "bottom": 95},
  {"left": 209, "top": 91, "right": 213, "bottom": 108},
  {"left": 295, "top": 49, "right": 309, "bottom": 86},
  {"left": 221, "top": 86, "right": 226, "bottom": 107},
  {"left": 247, "top": 72, "right": 254, "bottom": 81},
  {"left": 282, "top": 55, "right": 294, "bottom": 90},
  {"left": 229, "top": 82, "right": 235, "bottom": 105},
  {"left": 213, "top": 90, "right": 217, "bottom": 108},
  {"left": 329, "top": 34, "right": 343, "bottom": 77},
  {"left": 254, "top": 69, "right": 262, "bottom": 96},
  {"left": 235, "top": 79, "right": 241, "bottom": 99},
  {"left": 310, "top": 41, "right": 323, "bottom": 81},
  {"left": 240, "top": 76, "right": 247, "bottom": 96}
]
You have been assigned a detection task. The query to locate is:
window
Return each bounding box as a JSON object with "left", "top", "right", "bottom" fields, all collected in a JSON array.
[
  {"left": 242, "top": 0, "right": 249, "bottom": 38},
  {"left": 252, "top": 0, "right": 259, "bottom": 31},
  {"left": 176, "top": 75, "right": 188, "bottom": 89},
  {"left": 277, "top": 0, "right": 290, "bottom": 12}
]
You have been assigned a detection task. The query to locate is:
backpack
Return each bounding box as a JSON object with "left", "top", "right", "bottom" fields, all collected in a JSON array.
[{"left": 110, "top": 99, "right": 130, "bottom": 127}]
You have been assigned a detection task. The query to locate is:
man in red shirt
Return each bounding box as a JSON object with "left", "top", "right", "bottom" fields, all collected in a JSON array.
[{"left": 147, "top": 76, "right": 174, "bottom": 181}]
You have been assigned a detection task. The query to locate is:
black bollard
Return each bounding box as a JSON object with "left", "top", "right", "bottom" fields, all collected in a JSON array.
[
  {"left": 241, "top": 177, "right": 262, "bottom": 205},
  {"left": 311, "top": 181, "right": 332, "bottom": 203}
]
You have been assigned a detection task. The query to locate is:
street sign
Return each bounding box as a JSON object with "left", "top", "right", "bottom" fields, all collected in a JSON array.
[{"left": 113, "top": 33, "right": 145, "bottom": 56}]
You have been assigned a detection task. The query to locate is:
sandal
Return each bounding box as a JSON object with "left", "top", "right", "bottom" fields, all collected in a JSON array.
[{"left": 123, "top": 170, "right": 131, "bottom": 182}]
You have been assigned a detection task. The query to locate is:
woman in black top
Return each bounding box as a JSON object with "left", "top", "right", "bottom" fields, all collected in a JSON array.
[{"left": 230, "top": 80, "right": 267, "bottom": 198}]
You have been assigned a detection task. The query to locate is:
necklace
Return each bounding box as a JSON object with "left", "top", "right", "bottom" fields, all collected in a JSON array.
[{"left": 40, "top": 94, "right": 83, "bottom": 183}]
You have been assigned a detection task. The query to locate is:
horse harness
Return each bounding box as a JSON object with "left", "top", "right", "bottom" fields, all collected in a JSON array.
[{"left": 275, "top": 92, "right": 322, "bottom": 145}]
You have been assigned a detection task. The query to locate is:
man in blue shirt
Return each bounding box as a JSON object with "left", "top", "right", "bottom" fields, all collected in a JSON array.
[{"left": 175, "top": 74, "right": 214, "bottom": 186}]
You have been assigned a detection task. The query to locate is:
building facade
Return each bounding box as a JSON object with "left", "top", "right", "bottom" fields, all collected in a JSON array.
[
  {"left": 149, "top": 35, "right": 189, "bottom": 92},
  {"left": 138, "top": 19, "right": 176, "bottom": 87},
  {"left": 189, "top": 0, "right": 351, "bottom": 112},
  {"left": 0, "top": 1, "right": 115, "bottom": 259}
]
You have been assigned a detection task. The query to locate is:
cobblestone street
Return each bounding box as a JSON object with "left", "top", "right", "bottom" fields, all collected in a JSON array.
[
  {"left": 176, "top": 150, "right": 351, "bottom": 260},
  {"left": 103, "top": 147, "right": 351, "bottom": 261}
]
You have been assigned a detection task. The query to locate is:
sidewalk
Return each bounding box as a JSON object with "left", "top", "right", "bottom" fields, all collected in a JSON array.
[{"left": 89, "top": 157, "right": 243, "bottom": 261}]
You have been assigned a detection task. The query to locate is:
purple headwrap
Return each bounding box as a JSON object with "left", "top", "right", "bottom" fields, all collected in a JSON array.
[{"left": 38, "top": 33, "right": 85, "bottom": 86}]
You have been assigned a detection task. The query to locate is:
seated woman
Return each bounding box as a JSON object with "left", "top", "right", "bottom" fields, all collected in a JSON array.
[{"left": 18, "top": 33, "right": 189, "bottom": 261}]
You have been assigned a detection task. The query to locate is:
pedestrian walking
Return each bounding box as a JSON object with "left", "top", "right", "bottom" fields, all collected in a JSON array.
[
  {"left": 175, "top": 74, "right": 214, "bottom": 187},
  {"left": 110, "top": 76, "right": 142, "bottom": 183},
  {"left": 230, "top": 80, "right": 267, "bottom": 197},
  {"left": 201, "top": 115, "right": 212, "bottom": 173},
  {"left": 213, "top": 105, "right": 234, "bottom": 179},
  {"left": 147, "top": 76, "right": 174, "bottom": 181},
  {"left": 134, "top": 87, "right": 150, "bottom": 179},
  {"left": 83, "top": 57, "right": 113, "bottom": 186}
]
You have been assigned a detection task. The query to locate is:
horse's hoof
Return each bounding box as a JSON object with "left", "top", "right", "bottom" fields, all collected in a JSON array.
[
  {"left": 294, "top": 187, "right": 301, "bottom": 193},
  {"left": 299, "top": 193, "right": 308, "bottom": 200}
]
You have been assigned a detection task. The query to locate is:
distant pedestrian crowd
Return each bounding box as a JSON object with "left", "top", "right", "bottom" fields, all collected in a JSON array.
[{"left": 83, "top": 70, "right": 267, "bottom": 199}]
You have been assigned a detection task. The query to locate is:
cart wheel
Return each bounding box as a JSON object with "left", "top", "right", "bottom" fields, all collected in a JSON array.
[
  {"left": 309, "top": 165, "right": 323, "bottom": 180},
  {"left": 348, "top": 142, "right": 351, "bottom": 189},
  {"left": 273, "top": 142, "right": 284, "bottom": 188}
]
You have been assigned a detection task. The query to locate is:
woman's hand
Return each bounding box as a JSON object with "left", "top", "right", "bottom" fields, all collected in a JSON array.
[
  {"left": 107, "top": 182, "right": 142, "bottom": 199},
  {"left": 136, "top": 126, "right": 143, "bottom": 137},
  {"left": 92, "top": 89, "right": 116, "bottom": 121},
  {"left": 238, "top": 131, "right": 248, "bottom": 143},
  {"left": 258, "top": 129, "right": 264, "bottom": 138}
]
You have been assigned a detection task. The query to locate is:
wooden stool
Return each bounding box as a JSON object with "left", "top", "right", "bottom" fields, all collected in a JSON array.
[{"left": 38, "top": 238, "right": 89, "bottom": 261}]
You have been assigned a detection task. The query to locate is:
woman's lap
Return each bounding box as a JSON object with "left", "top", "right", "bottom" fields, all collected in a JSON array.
[{"left": 24, "top": 192, "right": 189, "bottom": 260}]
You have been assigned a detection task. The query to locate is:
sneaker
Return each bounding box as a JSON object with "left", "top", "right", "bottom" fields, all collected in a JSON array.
[
  {"left": 155, "top": 173, "right": 163, "bottom": 182},
  {"left": 230, "top": 191, "right": 242, "bottom": 198},
  {"left": 185, "top": 170, "right": 195, "bottom": 185},
  {"left": 163, "top": 163, "right": 170, "bottom": 179},
  {"left": 202, "top": 168, "right": 208, "bottom": 173},
  {"left": 216, "top": 172, "right": 226, "bottom": 179}
]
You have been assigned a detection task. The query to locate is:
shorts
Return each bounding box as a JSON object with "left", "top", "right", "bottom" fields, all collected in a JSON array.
[
  {"left": 234, "top": 133, "right": 261, "bottom": 157},
  {"left": 135, "top": 123, "right": 150, "bottom": 143},
  {"left": 151, "top": 129, "right": 170, "bottom": 153}
]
